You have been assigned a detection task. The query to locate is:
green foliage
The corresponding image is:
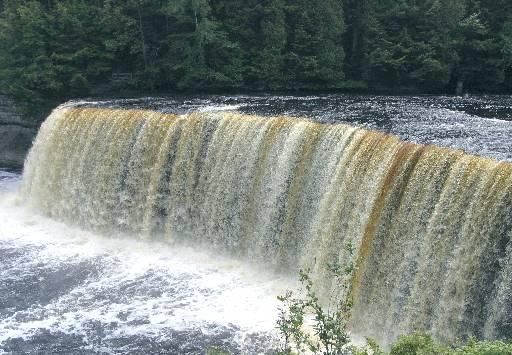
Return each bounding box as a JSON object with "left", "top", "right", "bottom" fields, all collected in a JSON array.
[
  {"left": 356, "top": 338, "right": 386, "bottom": 355},
  {"left": 205, "top": 347, "right": 231, "bottom": 355},
  {"left": 285, "top": 0, "right": 345, "bottom": 88},
  {"left": 163, "top": 0, "right": 243, "bottom": 89},
  {"left": 362, "top": 0, "right": 509, "bottom": 92},
  {"left": 502, "top": 20, "right": 512, "bottom": 69},
  {"left": 389, "top": 333, "right": 451, "bottom": 355},
  {"left": 452, "top": 338, "right": 512, "bottom": 355},
  {"left": 276, "top": 242, "right": 355, "bottom": 354},
  {"left": 277, "top": 239, "right": 512, "bottom": 354},
  {"left": 0, "top": 0, "right": 510, "bottom": 119},
  {"left": 388, "top": 335, "right": 512, "bottom": 355},
  {"left": 277, "top": 281, "right": 512, "bottom": 354}
]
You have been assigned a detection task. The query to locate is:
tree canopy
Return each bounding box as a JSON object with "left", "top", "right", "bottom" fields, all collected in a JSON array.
[{"left": 0, "top": 0, "right": 510, "bottom": 117}]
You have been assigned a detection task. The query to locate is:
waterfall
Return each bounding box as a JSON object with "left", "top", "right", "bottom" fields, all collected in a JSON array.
[{"left": 21, "top": 107, "right": 512, "bottom": 345}]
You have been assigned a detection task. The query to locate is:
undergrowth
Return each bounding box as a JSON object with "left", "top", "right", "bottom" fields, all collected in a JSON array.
[{"left": 275, "top": 242, "right": 512, "bottom": 355}]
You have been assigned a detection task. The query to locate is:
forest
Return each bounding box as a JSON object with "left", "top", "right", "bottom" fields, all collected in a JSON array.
[{"left": 0, "top": 0, "right": 511, "bottom": 117}]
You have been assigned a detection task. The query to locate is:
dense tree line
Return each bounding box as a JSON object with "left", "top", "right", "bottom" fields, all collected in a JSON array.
[{"left": 0, "top": 0, "right": 511, "bottom": 117}]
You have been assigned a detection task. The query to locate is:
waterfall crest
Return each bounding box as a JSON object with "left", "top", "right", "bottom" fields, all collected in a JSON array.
[{"left": 22, "top": 107, "right": 512, "bottom": 345}]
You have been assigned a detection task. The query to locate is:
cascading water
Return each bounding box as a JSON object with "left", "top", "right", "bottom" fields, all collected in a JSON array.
[{"left": 21, "top": 107, "right": 512, "bottom": 346}]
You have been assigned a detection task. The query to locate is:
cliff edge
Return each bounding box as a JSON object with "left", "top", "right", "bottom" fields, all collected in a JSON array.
[{"left": 0, "top": 95, "right": 37, "bottom": 169}]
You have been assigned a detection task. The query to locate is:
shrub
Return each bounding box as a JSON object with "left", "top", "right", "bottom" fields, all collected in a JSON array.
[
  {"left": 276, "top": 242, "right": 355, "bottom": 354},
  {"left": 452, "top": 338, "right": 512, "bottom": 355},
  {"left": 389, "top": 333, "right": 450, "bottom": 355},
  {"left": 276, "top": 246, "right": 512, "bottom": 355}
]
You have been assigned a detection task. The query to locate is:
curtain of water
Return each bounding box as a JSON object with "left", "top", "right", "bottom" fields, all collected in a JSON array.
[{"left": 22, "top": 107, "right": 512, "bottom": 345}]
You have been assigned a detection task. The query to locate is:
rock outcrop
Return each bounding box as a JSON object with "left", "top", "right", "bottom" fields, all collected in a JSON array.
[{"left": 0, "top": 95, "right": 37, "bottom": 169}]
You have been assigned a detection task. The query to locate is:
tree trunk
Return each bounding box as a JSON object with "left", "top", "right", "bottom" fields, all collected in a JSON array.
[
  {"left": 137, "top": 1, "right": 148, "bottom": 71},
  {"left": 456, "top": 80, "right": 464, "bottom": 96},
  {"left": 349, "top": 0, "right": 369, "bottom": 80}
]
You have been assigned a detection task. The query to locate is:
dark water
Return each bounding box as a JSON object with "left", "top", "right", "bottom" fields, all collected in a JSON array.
[
  {"left": 72, "top": 94, "right": 512, "bottom": 161},
  {"left": 1, "top": 94, "right": 512, "bottom": 354}
]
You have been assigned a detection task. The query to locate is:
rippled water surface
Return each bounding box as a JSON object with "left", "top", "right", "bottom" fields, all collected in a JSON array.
[{"left": 72, "top": 94, "right": 512, "bottom": 161}]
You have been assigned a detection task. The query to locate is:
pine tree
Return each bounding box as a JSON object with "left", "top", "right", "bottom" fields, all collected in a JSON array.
[
  {"left": 285, "top": 0, "right": 345, "bottom": 89},
  {"left": 163, "top": 0, "right": 242, "bottom": 89}
]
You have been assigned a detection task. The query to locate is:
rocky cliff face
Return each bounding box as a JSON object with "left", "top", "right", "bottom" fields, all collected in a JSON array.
[{"left": 0, "top": 95, "right": 37, "bottom": 169}]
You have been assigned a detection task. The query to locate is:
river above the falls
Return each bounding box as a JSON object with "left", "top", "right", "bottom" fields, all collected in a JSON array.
[{"left": 72, "top": 94, "right": 512, "bottom": 161}]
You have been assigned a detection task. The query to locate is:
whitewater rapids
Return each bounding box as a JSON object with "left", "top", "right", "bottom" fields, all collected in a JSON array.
[{"left": 0, "top": 170, "right": 288, "bottom": 354}]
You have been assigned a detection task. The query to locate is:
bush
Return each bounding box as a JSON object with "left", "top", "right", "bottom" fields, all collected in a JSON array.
[
  {"left": 389, "top": 334, "right": 512, "bottom": 355},
  {"left": 276, "top": 242, "right": 355, "bottom": 355},
  {"left": 389, "top": 333, "right": 450, "bottom": 355},
  {"left": 452, "top": 339, "right": 512, "bottom": 355},
  {"left": 205, "top": 347, "right": 231, "bottom": 355},
  {"left": 277, "top": 252, "right": 512, "bottom": 355}
]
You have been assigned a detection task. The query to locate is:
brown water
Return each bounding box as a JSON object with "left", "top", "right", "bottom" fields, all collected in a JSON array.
[{"left": 19, "top": 106, "right": 512, "bottom": 349}]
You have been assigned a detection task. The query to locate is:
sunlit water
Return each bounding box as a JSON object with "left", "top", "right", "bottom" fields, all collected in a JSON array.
[{"left": 0, "top": 170, "right": 290, "bottom": 354}]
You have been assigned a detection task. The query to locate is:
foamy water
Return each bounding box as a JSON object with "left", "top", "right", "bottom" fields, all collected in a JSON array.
[{"left": 0, "top": 171, "right": 290, "bottom": 354}]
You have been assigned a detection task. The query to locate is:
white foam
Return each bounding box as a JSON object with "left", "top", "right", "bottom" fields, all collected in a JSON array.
[
  {"left": 0, "top": 175, "right": 291, "bottom": 352},
  {"left": 197, "top": 105, "right": 241, "bottom": 112}
]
